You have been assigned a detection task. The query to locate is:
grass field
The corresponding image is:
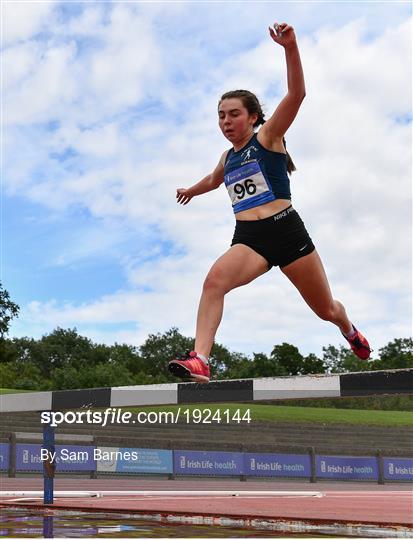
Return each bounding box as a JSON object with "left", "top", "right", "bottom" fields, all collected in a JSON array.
[
  {"left": 1, "top": 388, "right": 412, "bottom": 426},
  {"left": 129, "top": 403, "right": 413, "bottom": 426}
]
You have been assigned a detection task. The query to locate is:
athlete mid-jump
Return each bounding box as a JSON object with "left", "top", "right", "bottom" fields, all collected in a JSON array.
[{"left": 168, "top": 22, "right": 371, "bottom": 383}]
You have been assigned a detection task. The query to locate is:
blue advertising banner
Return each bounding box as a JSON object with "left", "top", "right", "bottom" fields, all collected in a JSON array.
[
  {"left": 115, "top": 448, "right": 173, "bottom": 474},
  {"left": 174, "top": 450, "right": 244, "bottom": 476},
  {"left": 245, "top": 453, "right": 311, "bottom": 477},
  {"left": 316, "top": 455, "right": 378, "bottom": 480},
  {"left": 16, "top": 444, "right": 96, "bottom": 472},
  {"left": 0, "top": 443, "right": 9, "bottom": 471},
  {"left": 56, "top": 445, "right": 96, "bottom": 471},
  {"left": 17, "top": 444, "right": 43, "bottom": 471},
  {"left": 383, "top": 458, "right": 413, "bottom": 481}
]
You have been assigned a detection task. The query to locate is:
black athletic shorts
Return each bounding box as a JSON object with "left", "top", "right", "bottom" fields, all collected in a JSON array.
[{"left": 231, "top": 205, "right": 315, "bottom": 269}]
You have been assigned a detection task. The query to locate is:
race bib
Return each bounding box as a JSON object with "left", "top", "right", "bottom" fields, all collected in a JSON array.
[{"left": 224, "top": 161, "right": 270, "bottom": 207}]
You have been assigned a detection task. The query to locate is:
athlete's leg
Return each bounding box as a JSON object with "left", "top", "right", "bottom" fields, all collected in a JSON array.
[
  {"left": 280, "top": 250, "right": 353, "bottom": 334},
  {"left": 194, "top": 244, "right": 269, "bottom": 357}
]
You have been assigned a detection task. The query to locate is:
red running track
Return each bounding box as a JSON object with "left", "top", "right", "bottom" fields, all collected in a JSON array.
[{"left": 1, "top": 477, "right": 412, "bottom": 534}]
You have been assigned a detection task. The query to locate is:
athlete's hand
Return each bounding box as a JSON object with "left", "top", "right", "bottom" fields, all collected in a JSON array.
[
  {"left": 268, "top": 22, "right": 296, "bottom": 48},
  {"left": 176, "top": 188, "right": 193, "bottom": 205}
]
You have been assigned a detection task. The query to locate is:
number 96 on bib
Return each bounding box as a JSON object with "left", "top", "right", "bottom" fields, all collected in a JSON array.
[{"left": 225, "top": 161, "right": 271, "bottom": 209}]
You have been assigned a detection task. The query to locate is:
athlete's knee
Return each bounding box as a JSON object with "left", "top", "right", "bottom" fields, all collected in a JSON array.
[
  {"left": 203, "top": 264, "right": 238, "bottom": 294},
  {"left": 203, "top": 270, "right": 227, "bottom": 295},
  {"left": 316, "top": 300, "right": 342, "bottom": 322},
  {"left": 316, "top": 303, "right": 337, "bottom": 322}
]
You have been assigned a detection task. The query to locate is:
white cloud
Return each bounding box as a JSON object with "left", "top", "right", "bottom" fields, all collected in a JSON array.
[
  {"left": 3, "top": 4, "right": 164, "bottom": 127},
  {"left": 2, "top": 1, "right": 55, "bottom": 46},
  {"left": 5, "top": 41, "right": 78, "bottom": 124}
]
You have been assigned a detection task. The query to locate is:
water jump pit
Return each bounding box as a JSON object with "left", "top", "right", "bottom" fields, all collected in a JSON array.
[{"left": 1, "top": 478, "right": 412, "bottom": 538}]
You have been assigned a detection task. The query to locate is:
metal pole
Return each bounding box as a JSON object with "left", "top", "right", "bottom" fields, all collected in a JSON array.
[
  {"left": 43, "top": 515, "right": 53, "bottom": 538},
  {"left": 8, "top": 432, "right": 16, "bottom": 478},
  {"left": 377, "top": 449, "right": 385, "bottom": 485},
  {"left": 308, "top": 447, "right": 317, "bottom": 483},
  {"left": 42, "top": 421, "right": 55, "bottom": 504}
]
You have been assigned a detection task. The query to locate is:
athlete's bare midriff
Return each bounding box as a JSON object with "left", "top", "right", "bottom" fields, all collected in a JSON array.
[{"left": 234, "top": 198, "right": 292, "bottom": 221}]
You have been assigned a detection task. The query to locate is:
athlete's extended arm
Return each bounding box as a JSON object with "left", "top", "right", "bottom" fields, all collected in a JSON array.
[
  {"left": 260, "top": 22, "right": 305, "bottom": 144},
  {"left": 176, "top": 151, "right": 227, "bottom": 205}
]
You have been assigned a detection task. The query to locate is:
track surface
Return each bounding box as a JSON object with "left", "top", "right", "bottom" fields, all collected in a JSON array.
[{"left": 1, "top": 477, "right": 412, "bottom": 528}]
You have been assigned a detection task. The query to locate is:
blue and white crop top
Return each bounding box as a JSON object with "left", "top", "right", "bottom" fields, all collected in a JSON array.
[{"left": 224, "top": 133, "right": 291, "bottom": 214}]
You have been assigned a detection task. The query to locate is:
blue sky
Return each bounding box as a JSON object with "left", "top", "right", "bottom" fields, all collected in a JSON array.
[{"left": 3, "top": 1, "right": 412, "bottom": 358}]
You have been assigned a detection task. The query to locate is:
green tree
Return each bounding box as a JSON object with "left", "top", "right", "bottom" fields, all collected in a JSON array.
[
  {"left": 0, "top": 361, "right": 43, "bottom": 390},
  {"left": 0, "top": 362, "right": 18, "bottom": 388},
  {"left": 250, "top": 352, "right": 287, "bottom": 377},
  {"left": 0, "top": 282, "right": 20, "bottom": 364},
  {"left": 270, "top": 343, "right": 304, "bottom": 376},
  {"left": 31, "top": 327, "right": 99, "bottom": 376},
  {"left": 0, "top": 281, "right": 19, "bottom": 339},
  {"left": 222, "top": 351, "right": 255, "bottom": 380},
  {"left": 301, "top": 353, "right": 325, "bottom": 374},
  {"left": 109, "top": 343, "right": 146, "bottom": 376},
  {"left": 208, "top": 343, "right": 243, "bottom": 379},
  {"left": 137, "top": 327, "right": 250, "bottom": 382},
  {"left": 49, "top": 362, "right": 135, "bottom": 390},
  {"left": 373, "top": 338, "right": 413, "bottom": 369},
  {"left": 0, "top": 339, "right": 19, "bottom": 363},
  {"left": 139, "top": 327, "right": 193, "bottom": 381},
  {"left": 322, "top": 344, "right": 371, "bottom": 373}
]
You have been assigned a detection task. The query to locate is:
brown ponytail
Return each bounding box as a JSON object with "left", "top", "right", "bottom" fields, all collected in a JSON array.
[{"left": 282, "top": 137, "right": 296, "bottom": 174}]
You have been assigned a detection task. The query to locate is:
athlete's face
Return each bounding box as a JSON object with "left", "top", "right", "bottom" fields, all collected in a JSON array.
[{"left": 218, "top": 98, "right": 257, "bottom": 143}]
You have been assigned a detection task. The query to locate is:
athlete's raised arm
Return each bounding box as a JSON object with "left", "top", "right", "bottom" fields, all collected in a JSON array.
[
  {"left": 259, "top": 22, "right": 306, "bottom": 146},
  {"left": 176, "top": 151, "right": 227, "bottom": 205}
]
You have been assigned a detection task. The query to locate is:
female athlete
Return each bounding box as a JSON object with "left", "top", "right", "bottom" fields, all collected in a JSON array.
[{"left": 168, "top": 22, "right": 371, "bottom": 383}]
